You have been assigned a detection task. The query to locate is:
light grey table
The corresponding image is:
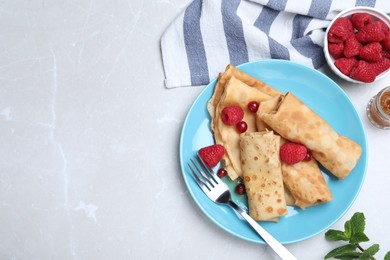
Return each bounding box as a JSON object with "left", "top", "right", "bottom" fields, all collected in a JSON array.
[{"left": 0, "top": 1, "right": 389, "bottom": 259}]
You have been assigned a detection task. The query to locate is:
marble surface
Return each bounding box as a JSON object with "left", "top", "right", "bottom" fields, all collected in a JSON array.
[{"left": 1, "top": 1, "right": 389, "bottom": 259}]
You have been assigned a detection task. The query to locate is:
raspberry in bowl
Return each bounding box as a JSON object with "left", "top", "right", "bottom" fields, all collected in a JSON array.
[{"left": 324, "top": 7, "right": 390, "bottom": 83}]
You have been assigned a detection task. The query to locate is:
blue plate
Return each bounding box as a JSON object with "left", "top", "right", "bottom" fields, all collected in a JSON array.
[{"left": 179, "top": 60, "right": 367, "bottom": 244}]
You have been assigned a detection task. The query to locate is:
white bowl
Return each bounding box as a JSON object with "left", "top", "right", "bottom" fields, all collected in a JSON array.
[{"left": 324, "top": 7, "right": 390, "bottom": 83}]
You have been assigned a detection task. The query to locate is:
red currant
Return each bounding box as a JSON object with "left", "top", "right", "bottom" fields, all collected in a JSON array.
[
  {"left": 235, "top": 183, "right": 246, "bottom": 195},
  {"left": 304, "top": 151, "right": 312, "bottom": 161},
  {"left": 248, "top": 101, "right": 260, "bottom": 113},
  {"left": 217, "top": 168, "right": 227, "bottom": 178},
  {"left": 236, "top": 121, "right": 248, "bottom": 133}
]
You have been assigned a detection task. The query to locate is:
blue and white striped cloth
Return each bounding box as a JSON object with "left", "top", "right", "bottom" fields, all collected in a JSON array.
[{"left": 161, "top": 0, "right": 390, "bottom": 88}]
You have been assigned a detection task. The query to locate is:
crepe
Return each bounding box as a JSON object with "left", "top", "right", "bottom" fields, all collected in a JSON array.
[
  {"left": 259, "top": 92, "right": 362, "bottom": 179},
  {"left": 240, "top": 131, "right": 287, "bottom": 221},
  {"left": 255, "top": 96, "right": 333, "bottom": 208},
  {"left": 207, "top": 64, "right": 281, "bottom": 130},
  {"left": 281, "top": 159, "right": 333, "bottom": 208},
  {"left": 213, "top": 76, "right": 272, "bottom": 180},
  {"left": 255, "top": 95, "right": 280, "bottom": 132},
  {"left": 207, "top": 64, "right": 283, "bottom": 180},
  {"left": 284, "top": 186, "right": 296, "bottom": 206}
]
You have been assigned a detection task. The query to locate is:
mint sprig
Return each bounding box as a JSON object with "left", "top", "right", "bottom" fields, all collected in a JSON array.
[{"left": 325, "top": 212, "right": 390, "bottom": 260}]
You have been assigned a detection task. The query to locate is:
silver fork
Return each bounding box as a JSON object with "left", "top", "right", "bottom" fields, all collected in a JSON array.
[{"left": 187, "top": 155, "right": 297, "bottom": 260}]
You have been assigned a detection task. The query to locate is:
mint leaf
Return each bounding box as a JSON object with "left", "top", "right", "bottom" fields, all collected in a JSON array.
[
  {"left": 333, "top": 252, "right": 362, "bottom": 259},
  {"left": 344, "top": 220, "right": 352, "bottom": 240},
  {"left": 349, "top": 232, "right": 369, "bottom": 244},
  {"left": 325, "top": 212, "right": 386, "bottom": 260},
  {"left": 325, "top": 244, "right": 358, "bottom": 259},
  {"left": 325, "top": 229, "right": 348, "bottom": 241},
  {"left": 350, "top": 212, "right": 365, "bottom": 235},
  {"left": 360, "top": 244, "right": 379, "bottom": 258}
]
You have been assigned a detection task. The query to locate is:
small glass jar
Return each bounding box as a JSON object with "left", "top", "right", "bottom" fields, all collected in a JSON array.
[{"left": 366, "top": 87, "right": 390, "bottom": 129}]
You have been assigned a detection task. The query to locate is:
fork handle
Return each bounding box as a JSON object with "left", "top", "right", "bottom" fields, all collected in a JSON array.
[{"left": 228, "top": 200, "right": 297, "bottom": 260}]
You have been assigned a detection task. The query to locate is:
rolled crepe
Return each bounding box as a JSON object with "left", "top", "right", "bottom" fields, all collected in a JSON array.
[
  {"left": 256, "top": 96, "right": 333, "bottom": 208},
  {"left": 259, "top": 93, "right": 362, "bottom": 179},
  {"left": 240, "top": 131, "right": 287, "bottom": 221},
  {"left": 214, "top": 76, "right": 271, "bottom": 180},
  {"left": 282, "top": 159, "right": 333, "bottom": 208}
]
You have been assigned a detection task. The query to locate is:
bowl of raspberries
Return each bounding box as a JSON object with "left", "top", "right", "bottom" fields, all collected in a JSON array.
[{"left": 324, "top": 7, "right": 390, "bottom": 83}]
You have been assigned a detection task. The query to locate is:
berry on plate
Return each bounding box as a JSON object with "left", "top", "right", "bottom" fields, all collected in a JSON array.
[
  {"left": 304, "top": 151, "right": 312, "bottom": 161},
  {"left": 247, "top": 101, "right": 260, "bottom": 113},
  {"left": 236, "top": 121, "right": 248, "bottom": 133},
  {"left": 221, "top": 105, "right": 244, "bottom": 125},
  {"left": 198, "top": 144, "right": 225, "bottom": 168},
  {"left": 279, "top": 142, "right": 307, "bottom": 165},
  {"left": 217, "top": 168, "right": 227, "bottom": 178},
  {"left": 235, "top": 183, "right": 246, "bottom": 195}
]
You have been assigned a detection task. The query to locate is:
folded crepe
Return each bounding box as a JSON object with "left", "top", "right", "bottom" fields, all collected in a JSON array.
[
  {"left": 259, "top": 93, "right": 362, "bottom": 179},
  {"left": 283, "top": 186, "right": 296, "bottom": 206},
  {"left": 207, "top": 64, "right": 281, "bottom": 130},
  {"left": 240, "top": 131, "right": 287, "bottom": 221},
  {"left": 255, "top": 95, "right": 280, "bottom": 132},
  {"left": 213, "top": 76, "right": 272, "bottom": 180}
]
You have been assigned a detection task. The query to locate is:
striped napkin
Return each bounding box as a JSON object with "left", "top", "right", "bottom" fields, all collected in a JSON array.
[{"left": 161, "top": 0, "right": 390, "bottom": 88}]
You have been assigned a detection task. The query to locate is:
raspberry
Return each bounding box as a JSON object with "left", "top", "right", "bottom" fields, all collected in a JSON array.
[
  {"left": 356, "top": 21, "right": 386, "bottom": 44},
  {"left": 279, "top": 143, "right": 307, "bottom": 165},
  {"left": 351, "top": 13, "right": 372, "bottom": 30},
  {"left": 381, "top": 31, "right": 390, "bottom": 51},
  {"left": 328, "top": 17, "right": 354, "bottom": 43},
  {"left": 221, "top": 106, "right": 244, "bottom": 125},
  {"left": 377, "top": 19, "right": 390, "bottom": 33},
  {"left": 368, "top": 57, "right": 390, "bottom": 75},
  {"left": 343, "top": 35, "right": 362, "bottom": 58},
  {"left": 198, "top": 144, "right": 225, "bottom": 168},
  {"left": 360, "top": 42, "right": 382, "bottom": 62},
  {"left": 350, "top": 60, "right": 376, "bottom": 82},
  {"left": 381, "top": 49, "right": 390, "bottom": 58},
  {"left": 334, "top": 57, "right": 359, "bottom": 76},
  {"left": 327, "top": 14, "right": 390, "bottom": 82},
  {"left": 328, "top": 42, "right": 345, "bottom": 59}
]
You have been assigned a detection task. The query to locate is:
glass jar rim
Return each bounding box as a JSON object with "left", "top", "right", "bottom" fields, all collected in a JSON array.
[{"left": 376, "top": 86, "right": 390, "bottom": 120}]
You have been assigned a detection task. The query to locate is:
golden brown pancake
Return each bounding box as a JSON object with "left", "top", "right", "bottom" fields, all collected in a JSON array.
[
  {"left": 213, "top": 76, "right": 271, "bottom": 180},
  {"left": 259, "top": 92, "right": 362, "bottom": 179},
  {"left": 240, "top": 131, "right": 287, "bottom": 221}
]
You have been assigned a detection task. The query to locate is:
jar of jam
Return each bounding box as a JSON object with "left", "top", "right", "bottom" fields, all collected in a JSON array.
[{"left": 366, "top": 87, "right": 390, "bottom": 129}]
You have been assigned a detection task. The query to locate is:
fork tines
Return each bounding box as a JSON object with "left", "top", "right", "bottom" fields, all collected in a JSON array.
[{"left": 187, "top": 155, "right": 219, "bottom": 192}]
